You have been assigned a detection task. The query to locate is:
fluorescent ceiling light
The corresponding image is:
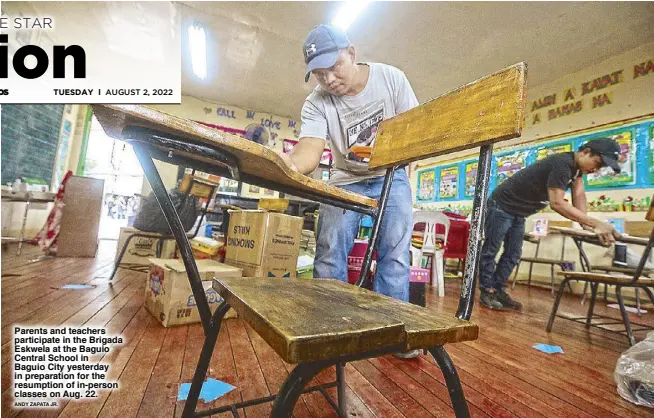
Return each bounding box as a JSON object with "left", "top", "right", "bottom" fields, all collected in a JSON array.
[
  {"left": 188, "top": 24, "right": 207, "bottom": 80},
  {"left": 332, "top": 0, "right": 371, "bottom": 31}
]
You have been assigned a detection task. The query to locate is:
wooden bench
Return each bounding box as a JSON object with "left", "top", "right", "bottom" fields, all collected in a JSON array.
[
  {"left": 547, "top": 199, "right": 654, "bottom": 346},
  {"left": 512, "top": 220, "right": 574, "bottom": 293},
  {"left": 92, "top": 62, "right": 527, "bottom": 418}
]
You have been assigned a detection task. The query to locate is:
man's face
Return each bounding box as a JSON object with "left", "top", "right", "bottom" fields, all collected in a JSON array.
[
  {"left": 311, "top": 47, "right": 357, "bottom": 96},
  {"left": 577, "top": 148, "right": 604, "bottom": 174}
]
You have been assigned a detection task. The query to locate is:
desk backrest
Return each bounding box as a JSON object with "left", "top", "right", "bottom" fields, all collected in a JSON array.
[{"left": 368, "top": 62, "right": 527, "bottom": 169}]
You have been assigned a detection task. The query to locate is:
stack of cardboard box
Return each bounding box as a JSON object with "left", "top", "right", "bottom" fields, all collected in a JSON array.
[
  {"left": 224, "top": 210, "right": 303, "bottom": 278},
  {"left": 145, "top": 259, "right": 242, "bottom": 327}
]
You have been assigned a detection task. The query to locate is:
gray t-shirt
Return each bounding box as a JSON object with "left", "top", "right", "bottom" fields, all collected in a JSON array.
[{"left": 299, "top": 62, "right": 419, "bottom": 186}]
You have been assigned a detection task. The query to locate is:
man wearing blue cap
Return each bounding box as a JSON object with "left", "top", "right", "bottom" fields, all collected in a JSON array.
[
  {"left": 277, "top": 24, "right": 420, "bottom": 358},
  {"left": 478, "top": 137, "right": 623, "bottom": 310}
]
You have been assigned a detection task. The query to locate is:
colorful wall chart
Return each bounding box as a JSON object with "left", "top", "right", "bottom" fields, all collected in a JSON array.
[
  {"left": 496, "top": 151, "right": 528, "bottom": 186},
  {"left": 414, "top": 117, "right": 654, "bottom": 203},
  {"left": 439, "top": 166, "right": 459, "bottom": 199},
  {"left": 417, "top": 169, "right": 435, "bottom": 201},
  {"left": 464, "top": 161, "right": 478, "bottom": 198},
  {"left": 535, "top": 142, "right": 572, "bottom": 161},
  {"left": 585, "top": 129, "right": 636, "bottom": 188}
]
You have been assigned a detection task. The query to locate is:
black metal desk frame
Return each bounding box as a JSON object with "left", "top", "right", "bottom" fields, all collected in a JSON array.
[
  {"left": 547, "top": 232, "right": 654, "bottom": 345},
  {"left": 125, "top": 126, "right": 493, "bottom": 418},
  {"left": 108, "top": 171, "right": 217, "bottom": 280}
]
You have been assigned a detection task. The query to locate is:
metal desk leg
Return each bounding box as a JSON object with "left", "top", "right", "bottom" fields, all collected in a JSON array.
[
  {"left": 182, "top": 303, "right": 232, "bottom": 418},
  {"left": 356, "top": 167, "right": 396, "bottom": 288},
  {"left": 574, "top": 239, "right": 591, "bottom": 305},
  {"left": 585, "top": 283, "right": 599, "bottom": 329},
  {"left": 336, "top": 363, "right": 346, "bottom": 415},
  {"left": 458, "top": 144, "right": 493, "bottom": 321},
  {"left": 109, "top": 233, "right": 137, "bottom": 281},
  {"left": 17, "top": 200, "right": 31, "bottom": 255},
  {"left": 616, "top": 286, "right": 636, "bottom": 346},
  {"left": 547, "top": 278, "right": 571, "bottom": 332},
  {"left": 270, "top": 362, "right": 328, "bottom": 417},
  {"left": 133, "top": 142, "right": 213, "bottom": 333},
  {"left": 430, "top": 345, "right": 470, "bottom": 418}
]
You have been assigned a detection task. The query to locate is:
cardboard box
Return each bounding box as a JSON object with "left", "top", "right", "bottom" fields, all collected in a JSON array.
[
  {"left": 225, "top": 210, "right": 302, "bottom": 277},
  {"left": 57, "top": 176, "right": 104, "bottom": 257},
  {"left": 145, "top": 258, "right": 242, "bottom": 327},
  {"left": 116, "top": 227, "right": 176, "bottom": 265},
  {"left": 180, "top": 174, "right": 218, "bottom": 198},
  {"left": 191, "top": 236, "right": 221, "bottom": 257}
]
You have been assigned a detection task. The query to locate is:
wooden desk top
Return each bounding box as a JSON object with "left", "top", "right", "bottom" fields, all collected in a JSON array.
[
  {"left": 213, "top": 277, "right": 478, "bottom": 363},
  {"left": 91, "top": 105, "right": 377, "bottom": 210},
  {"left": 549, "top": 226, "right": 649, "bottom": 246}
]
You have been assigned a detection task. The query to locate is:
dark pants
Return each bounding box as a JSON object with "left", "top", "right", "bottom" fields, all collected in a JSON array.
[{"left": 479, "top": 198, "right": 526, "bottom": 292}]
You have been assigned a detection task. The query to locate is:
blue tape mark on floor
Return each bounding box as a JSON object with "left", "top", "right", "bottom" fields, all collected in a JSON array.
[
  {"left": 533, "top": 343, "right": 564, "bottom": 354},
  {"left": 61, "top": 284, "right": 94, "bottom": 289},
  {"left": 178, "top": 378, "right": 235, "bottom": 402}
]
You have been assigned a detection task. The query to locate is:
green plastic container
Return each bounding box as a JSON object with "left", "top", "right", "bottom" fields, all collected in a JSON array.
[{"left": 296, "top": 265, "right": 314, "bottom": 279}]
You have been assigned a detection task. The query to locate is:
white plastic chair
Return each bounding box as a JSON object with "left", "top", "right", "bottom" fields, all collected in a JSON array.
[{"left": 410, "top": 210, "right": 450, "bottom": 297}]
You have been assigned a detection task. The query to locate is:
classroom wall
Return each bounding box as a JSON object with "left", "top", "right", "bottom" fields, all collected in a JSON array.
[
  {"left": 1, "top": 105, "right": 84, "bottom": 237},
  {"left": 408, "top": 41, "right": 654, "bottom": 289},
  {"left": 410, "top": 41, "right": 654, "bottom": 185},
  {"left": 144, "top": 95, "right": 302, "bottom": 197}
]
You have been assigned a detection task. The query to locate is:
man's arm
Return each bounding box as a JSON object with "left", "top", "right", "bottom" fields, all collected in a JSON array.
[
  {"left": 277, "top": 98, "right": 328, "bottom": 175},
  {"left": 549, "top": 187, "right": 595, "bottom": 227},
  {"left": 278, "top": 137, "right": 326, "bottom": 175},
  {"left": 548, "top": 187, "right": 618, "bottom": 244},
  {"left": 570, "top": 176, "right": 587, "bottom": 214}
]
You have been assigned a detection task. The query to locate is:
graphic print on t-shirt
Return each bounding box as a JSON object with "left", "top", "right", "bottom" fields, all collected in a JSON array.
[{"left": 340, "top": 100, "right": 385, "bottom": 163}]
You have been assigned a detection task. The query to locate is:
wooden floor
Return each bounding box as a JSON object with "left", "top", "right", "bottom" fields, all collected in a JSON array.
[{"left": 2, "top": 241, "right": 653, "bottom": 418}]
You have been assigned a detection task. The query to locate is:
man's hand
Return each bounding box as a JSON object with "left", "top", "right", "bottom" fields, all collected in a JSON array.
[
  {"left": 275, "top": 150, "right": 298, "bottom": 172},
  {"left": 591, "top": 221, "right": 619, "bottom": 246}
]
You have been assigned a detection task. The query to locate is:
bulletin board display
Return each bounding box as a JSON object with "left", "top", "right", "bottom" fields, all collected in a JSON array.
[
  {"left": 438, "top": 166, "right": 459, "bottom": 200},
  {"left": 414, "top": 117, "right": 654, "bottom": 203},
  {"left": 464, "top": 161, "right": 478, "bottom": 198},
  {"left": 495, "top": 150, "right": 529, "bottom": 186},
  {"left": 416, "top": 168, "right": 436, "bottom": 202},
  {"left": 583, "top": 128, "right": 636, "bottom": 189},
  {"left": 648, "top": 125, "right": 654, "bottom": 184},
  {"left": 1, "top": 104, "right": 65, "bottom": 188}
]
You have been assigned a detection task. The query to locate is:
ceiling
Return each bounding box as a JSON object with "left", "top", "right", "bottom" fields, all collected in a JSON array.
[{"left": 178, "top": 1, "right": 654, "bottom": 120}]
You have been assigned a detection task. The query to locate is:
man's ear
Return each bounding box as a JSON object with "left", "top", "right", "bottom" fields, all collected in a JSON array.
[{"left": 346, "top": 45, "right": 356, "bottom": 63}]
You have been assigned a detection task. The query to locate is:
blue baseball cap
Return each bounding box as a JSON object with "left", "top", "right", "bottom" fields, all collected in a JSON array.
[{"left": 303, "top": 24, "right": 351, "bottom": 82}]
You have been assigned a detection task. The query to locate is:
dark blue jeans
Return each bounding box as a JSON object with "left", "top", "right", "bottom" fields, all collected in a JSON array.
[
  {"left": 314, "top": 170, "right": 412, "bottom": 302},
  {"left": 479, "top": 198, "right": 526, "bottom": 292}
]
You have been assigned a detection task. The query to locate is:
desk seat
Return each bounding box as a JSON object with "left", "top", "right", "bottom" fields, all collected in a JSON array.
[
  {"left": 591, "top": 265, "right": 653, "bottom": 276},
  {"left": 213, "top": 277, "right": 478, "bottom": 364},
  {"left": 520, "top": 257, "right": 573, "bottom": 265},
  {"left": 557, "top": 271, "right": 654, "bottom": 285}
]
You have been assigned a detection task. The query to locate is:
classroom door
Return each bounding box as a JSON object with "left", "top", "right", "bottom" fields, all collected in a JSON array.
[{"left": 82, "top": 116, "right": 144, "bottom": 240}]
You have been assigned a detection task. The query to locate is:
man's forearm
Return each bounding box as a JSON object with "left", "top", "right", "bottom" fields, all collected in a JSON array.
[
  {"left": 288, "top": 139, "right": 325, "bottom": 175},
  {"left": 550, "top": 201, "right": 598, "bottom": 228},
  {"left": 289, "top": 151, "right": 320, "bottom": 174},
  {"left": 572, "top": 193, "right": 588, "bottom": 214}
]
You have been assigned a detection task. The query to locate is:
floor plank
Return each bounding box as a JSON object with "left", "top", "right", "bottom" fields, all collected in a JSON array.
[{"left": 2, "top": 240, "right": 653, "bottom": 417}]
